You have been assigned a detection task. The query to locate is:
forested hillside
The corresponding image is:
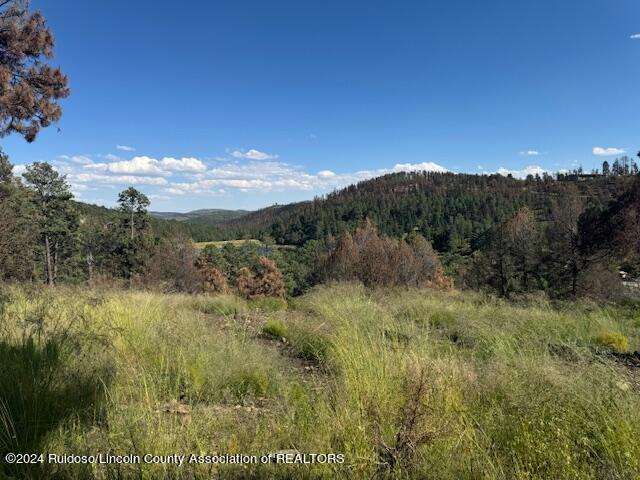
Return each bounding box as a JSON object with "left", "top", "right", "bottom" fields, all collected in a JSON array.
[{"left": 212, "top": 170, "right": 636, "bottom": 252}]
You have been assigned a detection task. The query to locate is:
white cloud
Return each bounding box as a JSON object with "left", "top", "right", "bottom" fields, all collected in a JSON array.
[
  {"left": 85, "top": 155, "right": 206, "bottom": 176},
  {"left": 391, "top": 162, "right": 448, "bottom": 173},
  {"left": 161, "top": 160, "right": 449, "bottom": 196},
  {"left": 631, "top": 34, "right": 640, "bottom": 39},
  {"left": 116, "top": 145, "right": 136, "bottom": 152},
  {"left": 69, "top": 172, "right": 168, "bottom": 186},
  {"left": 58, "top": 154, "right": 93, "bottom": 164},
  {"left": 13, "top": 164, "right": 27, "bottom": 175},
  {"left": 159, "top": 157, "right": 207, "bottom": 173},
  {"left": 86, "top": 156, "right": 168, "bottom": 176},
  {"left": 593, "top": 146, "right": 625, "bottom": 156},
  {"left": 496, "top": 165, "right": 549, "bottom": 178},
  {"left": 317, "top": 170, "right": 336, "bottom": 179},
  {"left": 230, "top": 149, "right": 278, "bottom": 161},
  {"left": 35, "top": 149, "right": 451, "bottom": 201},
  {"left": 520, "top": 150, "right": 540, "bottom": 156}
]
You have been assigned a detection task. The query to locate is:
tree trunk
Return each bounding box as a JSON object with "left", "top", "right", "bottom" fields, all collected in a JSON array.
[
  {"left": 44, "top": 233, "right": 54, "bottom": 286},
  {"left": 53, "top": 241, "right": 59, "bottom": 284},
  {"left": 87, "top": 250, "right": 94, "bottom": 284},
  {"left": 130, "top": 211, "right": 134, "bottom": 240}
]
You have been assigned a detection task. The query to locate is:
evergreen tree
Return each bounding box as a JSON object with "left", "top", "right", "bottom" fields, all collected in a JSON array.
[
  {"left": 118, "top": 187, "right": 150, "bottom": 240},
  {"left": 0, "top": 151, "right": 35, "bottom": 281},
  {"left": 22, "top": 162, "right": 77, "bottom": 285},
  {"left": 114, "top": 187, "right": 152, "bottom": 279}
]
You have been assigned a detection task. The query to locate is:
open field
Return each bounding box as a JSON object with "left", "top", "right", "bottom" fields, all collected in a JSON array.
[
  {"left": 195, "top": 239, "right": 298, "bottom": 250},
  {"left": 1, "top": 284, "right": 639, "bottom": 479},
  {"left": 195, "top": 239, "right": 263, "bottom": 249}
]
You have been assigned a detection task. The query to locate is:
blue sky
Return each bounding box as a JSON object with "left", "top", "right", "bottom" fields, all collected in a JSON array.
[{"left": 4, "top": 0, "right": 639, "bottom": 211}]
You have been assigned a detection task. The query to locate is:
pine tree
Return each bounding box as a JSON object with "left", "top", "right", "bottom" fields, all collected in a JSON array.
[
  {"left": 115, "top": 187, "right": 152, "bottom": 280},
  {"left": 22, "top": 162, "right": 77, "bottom": 285}
]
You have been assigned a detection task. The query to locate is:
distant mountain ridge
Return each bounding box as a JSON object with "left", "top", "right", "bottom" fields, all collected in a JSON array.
[{"left": 150, "top": 208, "right": 250, "bottom": 223}]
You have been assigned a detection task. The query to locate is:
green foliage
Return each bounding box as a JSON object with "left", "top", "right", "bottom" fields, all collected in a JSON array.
[
  {"left": 224, "top": 368, "right": 270, "bottom": 400},
  {"left": 208, "top": 172, "right": 632, "bottom": 254},
  {"left": 22, "top": 162, "right": 79, "bottom": 285},
  {"left": 286, "top": 323, "right": 331, "bottom": 365},
  {"left": 191, "top": 295, "right": 247, "bottom": 316},
  {"left": 592, "top": 330, "right": 630, "bottom": 353},
  {"left": 262, "top": 319, "right": 287, "bottom": 338}
]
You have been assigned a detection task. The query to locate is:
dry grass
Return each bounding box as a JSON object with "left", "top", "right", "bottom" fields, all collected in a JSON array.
[{"left": 0, "top": 284, "right": 639, "bottom": 479}]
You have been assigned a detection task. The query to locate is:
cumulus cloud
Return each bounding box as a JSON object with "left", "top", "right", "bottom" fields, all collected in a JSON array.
[
  {"left": 116, "top": 145, "right": 136, "bottom": 152},
  {"left": 58, "top": 154, "right": 93, "bottom": 164},
  {"left": 69, "top": 172, "right": 168, "bottom": 186},
  {"left": 631, "top": 34, "right": 640, "bottom": 39},
  {"left": 34, "top": 148, "right": 450, "bottom": 203},
  {"left": 520, "top": 150, "right": 540, "bottom": 156},
  {"left": 317, "top": 170, "right": 336, "bottom": 179},
  {"left": 593, "top": 146, "right": 625, "bottom": 156},
  {"left": 86, "top": 156, "right": 168, "bottom": 176},
  {"left": 391, "top": 162, "right": 448, "bottom": 173},
  {"left": 230, "top": 149, "right": 278, "bottom": 161},
  {"left": 164, "top": 160, "right": 448, "bottom": 194},
  {"left": 85, "top": 156, "right": 207, "bottom": 176},
  {"left": 496, "top": 165, "right": 549, "bottom": 179},
  {"left": 159, "top": 157, "right": 207, "bottom": 173}
]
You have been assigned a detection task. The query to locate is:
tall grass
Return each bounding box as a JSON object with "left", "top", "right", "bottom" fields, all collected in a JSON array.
[{"left": 0, "top": 283, "right": 638, "bottom": 479}]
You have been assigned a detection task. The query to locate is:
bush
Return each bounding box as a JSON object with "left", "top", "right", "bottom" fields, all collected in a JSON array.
[
  {"left": 262, "top": 319, "right": 287, "bottom": 338},
  {"left": 225, "top": 368, "right": 270, "bottom": 400},
  {"left": 287, "top": 324, "right": 331, "bottom": 365},
  {"left": 195, "top": 257, "right": 229, "bottom": 294},
  {"left": 142, "top": 234, "right": 203, "bottom": 292},
  {"left": 592, "top": 330, "right": 630, "bottom": 353},
  {"left": 236, "top": 257, "right": 286, "bottom": 300},
  {"left": 320, "top": 220, "right": 452, "bottom": 289}
]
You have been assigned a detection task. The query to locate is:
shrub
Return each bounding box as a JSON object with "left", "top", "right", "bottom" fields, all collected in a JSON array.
[
  {"left": 592, "top": 330, "right": 630, "bottom": 353},
  {"left": 321, "top": 220, "right": 452, "bottom": 289},
  {"left": 287, "top": 324, "right": 331, "bottom": 365},
  {"left": 262, "top": 319, "right": 287, "bottom": 338},
  {"left": 236, "top": 257, "right": 286, "bottom": 300},
  {"left": 195, "top": 257, "right": 229, "bottom": 294},
  {"left": 143, "top": 234, "right": 203, "bottom": 292},
  {"left": 225, "top": 368, "right": 270, "bottom": 400},
  {"left": 429, "top": 310, "right": 456, "bottom": 329}
]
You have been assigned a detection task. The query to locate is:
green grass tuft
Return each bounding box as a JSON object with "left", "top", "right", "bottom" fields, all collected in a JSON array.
[{"left": 262, "top": 319, "right": 287, "bottom": 338}]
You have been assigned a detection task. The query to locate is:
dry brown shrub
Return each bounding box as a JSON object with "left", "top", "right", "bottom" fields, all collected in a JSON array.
[
  {"left": 235, "top": 257, "right": 285, "bottom": 299},
  {"left": 322, "top": 220, "right": 453, "bottom": 289},
  {"left": 195, "top": 257, "right": 229, "bottom": 294},
  {"left": 144, "top": 235, "right": 203, "bottom": 293}
]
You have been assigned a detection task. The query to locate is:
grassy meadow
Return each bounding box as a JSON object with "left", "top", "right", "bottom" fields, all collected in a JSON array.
[{"left": 0, "top": 284, "right": 639, "bottom": 479}]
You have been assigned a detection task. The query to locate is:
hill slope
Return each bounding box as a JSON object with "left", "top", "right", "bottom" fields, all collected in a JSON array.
[{"left": 211, "top": 171, "right": 635, "bottom": 252}]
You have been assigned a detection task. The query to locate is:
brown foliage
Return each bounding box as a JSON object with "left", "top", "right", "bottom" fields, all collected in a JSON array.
[
  {"left": 235, "top": 267, "right": 256, "bottom": 299},
  {"left": 143, "top": 235, "right": 204, "bottom": 293},
  {"left": 235, "top": 257, "right": 285, "bottom": 300},
  {"left": 326, "top": 231, "right": 358, "bottom": 281},
  {"left": 195, "top": 257, "right": 229, "bottom": 294},
  {"left": 0, "top": 0, "right": 70, "bottom": 142},
  {"left": 322, "top": 220, "right": 451, "bottom": 289}
]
